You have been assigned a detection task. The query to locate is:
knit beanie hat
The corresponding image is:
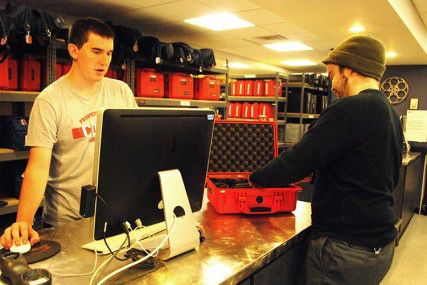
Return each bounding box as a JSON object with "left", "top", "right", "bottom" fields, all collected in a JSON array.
[{"left": 322, "top": 35, "right": 386, "bottom": 80}]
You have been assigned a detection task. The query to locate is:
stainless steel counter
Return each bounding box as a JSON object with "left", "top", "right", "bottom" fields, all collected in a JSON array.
[{"left": 22, "top": 199, "right": 311, "bottom": 285}]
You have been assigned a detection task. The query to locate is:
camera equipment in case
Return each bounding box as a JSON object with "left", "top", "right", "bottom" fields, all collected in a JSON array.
[{"left": 206, "top": 120, "right": 300, "bottom": 214}]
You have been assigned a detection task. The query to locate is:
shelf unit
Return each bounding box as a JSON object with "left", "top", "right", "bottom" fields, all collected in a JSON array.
[
  {"left": 228, "top": 73, "right": 287, "bottom": 146},
  {"left": 130, "top": 56, "right": 229, "bottom": 109},
  {"left": 0, "top": 39, "right": 57, "bottom": 218},
  {"left": 285, "top": 74, "right": 330, "bottom": 146}
]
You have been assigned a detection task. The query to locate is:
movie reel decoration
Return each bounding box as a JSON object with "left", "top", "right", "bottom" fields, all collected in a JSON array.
[{"left": 380, "top": 76, "right": 409, "bottom": 105}]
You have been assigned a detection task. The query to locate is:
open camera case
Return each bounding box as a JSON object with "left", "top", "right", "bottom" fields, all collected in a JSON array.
[{"left": 206, "top": 120, "right": 301, "bottom": 214}]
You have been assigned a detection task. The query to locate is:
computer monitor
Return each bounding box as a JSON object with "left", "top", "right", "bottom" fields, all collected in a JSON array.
[{"left": 92, "top": 107, "right": 215, "bottom": 241}]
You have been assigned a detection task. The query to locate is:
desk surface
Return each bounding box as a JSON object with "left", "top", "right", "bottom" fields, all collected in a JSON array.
[{"left": 19, "top": 200, "right": 311, "bottom": 285}]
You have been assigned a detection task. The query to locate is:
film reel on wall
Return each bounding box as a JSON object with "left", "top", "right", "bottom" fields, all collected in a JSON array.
[{"left": 380, "top": 76, "right": 409, "bottom": 104}]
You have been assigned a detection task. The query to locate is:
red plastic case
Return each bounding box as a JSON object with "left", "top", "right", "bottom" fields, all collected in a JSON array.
[
  {"left": 207, "top": 120, "right": 300, "bottom": 214},
  {"left": 136, "top": 69, "right": 164, "bottom": 97},
  {"left": 264, "top": 80, "right": 283, "bottom": 97},
  {"left": 254, "top": 80, "right": 265, "bottom": 96},
  {"left": 0, "top": 58, "right": 18, "bottom": 90},
  {"left": 165, "top": 73, "right": 194, "bottom": 99},
  {"left": 243, "top": 80, "right": 254, "bottom": 96},
  {"left": 194, "top": 77, "right": 220, "bottom": 100},
  {"left": 259, "top": 103, "right": 275, "bottom": 119},
  {"left": 19, "top": 58, "right": 41, "bottom": 91},
  {"left": 227, "top": 102, "right": 242, "bottom": 118}
]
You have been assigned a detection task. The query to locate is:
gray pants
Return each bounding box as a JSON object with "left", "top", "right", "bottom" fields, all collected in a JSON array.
[{"left": 305, "top": 236, "right": 395, "bottom": 285}]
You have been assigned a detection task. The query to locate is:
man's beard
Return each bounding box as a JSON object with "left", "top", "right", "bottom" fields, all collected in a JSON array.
[{"left": 333, "top": 76, "right": 348, "bottom": 98}]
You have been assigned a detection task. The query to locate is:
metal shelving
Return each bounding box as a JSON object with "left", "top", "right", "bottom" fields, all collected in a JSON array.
[
  {"left": 0, "top": 91, "right": 39, "bottom": 102},
  {"left": 0, "top": 195, "right": 19, "bottom": 216},
  {"left": 228, "top": 96, "right": 286, "bottom": 103},
  {"left": 136, "top": 97, "right": 227, "bottom": 108},
  {"left": 0, "top": 148, "right": 29, "bottom": 162}
]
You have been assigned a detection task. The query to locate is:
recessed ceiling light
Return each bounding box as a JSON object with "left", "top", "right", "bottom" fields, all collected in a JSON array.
[
  {"left": 281, "top": 59, "right": 317, "bottom": 66},
  {"left": 184, "top": 12, "right": 254, "bottom": 31},
  {"left": 386, "top": 51, "right": 397, "bottom": 58},
  {"left": 349, "top": 24, "right": 365, "bottom": 33},
  {"left": 263, "top": 41, "right": 313, "bottom": 52},
  {"left": 226, "top": 62, "right": 251, "bottom": 69}
]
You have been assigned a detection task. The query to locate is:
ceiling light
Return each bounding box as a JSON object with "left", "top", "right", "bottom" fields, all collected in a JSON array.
[
  {"left": 386, "top": 51, "right": 397, "bottom": 58},
  {"left": 348, "top": 24, "right": 365, "bottom": 33},
  {"left": 281, "top": 59, "right": 317, "bottom": 66},
  {"left": 263, "top": 41, "right": 313, "bottom": 52},
  {"left": 184, "top": 12, "right": 254, "bottom": 31},
  {"left": 226, "top": 62, "right": 251, "bottom": 69}
]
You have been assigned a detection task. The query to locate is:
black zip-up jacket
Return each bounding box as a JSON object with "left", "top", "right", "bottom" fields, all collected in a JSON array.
[{"left": 250, "top": 89, "right": 403, "bottom": 248}]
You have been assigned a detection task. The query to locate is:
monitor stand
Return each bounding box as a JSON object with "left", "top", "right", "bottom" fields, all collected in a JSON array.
[{"left": 157, "top": 169, "right": 200, "bottom": 260}]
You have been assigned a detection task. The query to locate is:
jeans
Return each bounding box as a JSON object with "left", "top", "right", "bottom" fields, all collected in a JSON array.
[{"left": 305, "top": 236, "right": 395, "bottom": 285}]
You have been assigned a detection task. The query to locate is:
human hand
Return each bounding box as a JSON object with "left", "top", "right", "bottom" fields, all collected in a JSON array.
[{"left": 0, "top": 222, "right": 40, "bottom": 249}]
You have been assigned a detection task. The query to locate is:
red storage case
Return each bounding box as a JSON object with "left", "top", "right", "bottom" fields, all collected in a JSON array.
[
  {"left": 231, "top": 80, "right": 244, "bottom": 96},
  {"left": 254, "top": 80, "right": 265, "bottom": 96},
  {"left": 0, "top": 58, "right": 18, "bottom": 90},
  {"left": 194, "top": 77, "right": 220, "bottom": 100},
  {"left": 250, "top": 103, "right": 259, "bottom": 119},
  {"left": 206, "top": 120, "right": 300, "bottom": 214},
  {"left": 228, "top": 102, "right": 242, "bottom": 118},
  {"left": 241, "top": 102, "right": 251, "bottom": 119},
  {"left": 243, "top": 80, "right": 254, "bottom": 96},
  {"left": 19, "top": 58, "right": 41, "bottom": 91},
  {"left": 165, "top": 73, "right": 194, "bottom": 99},
  {"left": 264, "top": 80, "right": 283, "bottom": 97},
  {"left": 259, "top": 103, "right": 275, "bottom": 119},
  {"left": 136, "top": 69, "right": 164, "bottom": 98}
]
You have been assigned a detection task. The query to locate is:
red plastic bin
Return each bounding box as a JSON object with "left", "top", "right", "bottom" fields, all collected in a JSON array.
[
  {"left": 0, "top": 58, "right": 18, "bottom": 90},
  {"left": 165, "top": 73, "right": 194, "bottom": 99},
  {"left": 136, "top": 69, "right": 164, "bottom": 97},
  {"left": 19, "top": 58, "right": 41, "bottom": 91},
  {"left": 194, "top": 77, "right": 220, "bottom": 100}
]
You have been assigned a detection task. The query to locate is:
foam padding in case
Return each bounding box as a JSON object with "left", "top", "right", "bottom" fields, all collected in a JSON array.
[{"left": 208, "top": 121, "right": 277, "bottom": 173}]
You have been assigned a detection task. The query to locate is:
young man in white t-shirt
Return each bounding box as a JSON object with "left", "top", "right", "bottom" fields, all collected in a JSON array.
[{"left": 1, "top": 18, "right": 137, "bottom": 248}]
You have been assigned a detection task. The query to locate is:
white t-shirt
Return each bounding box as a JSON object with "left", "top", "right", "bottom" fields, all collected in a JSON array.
[{"left": 26, "top": 76, "right": 137, "bottom": 225}]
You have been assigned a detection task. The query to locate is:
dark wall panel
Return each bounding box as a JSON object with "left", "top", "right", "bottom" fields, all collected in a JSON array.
[{"left": 382, "top": 65, "right": 427, "bottom": 116}]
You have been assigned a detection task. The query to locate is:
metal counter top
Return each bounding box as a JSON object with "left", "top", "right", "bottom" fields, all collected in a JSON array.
[
  {"left": 402, "top": 152, "right": 421, "bottom": 166},
  {"left": 20, "top": 200, "right": 312, "bottom": 285}
]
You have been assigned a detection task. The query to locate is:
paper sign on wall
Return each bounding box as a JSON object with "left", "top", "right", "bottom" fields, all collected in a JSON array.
[{"left": 406, "top": 110, "right": 427, "bottom": 142}]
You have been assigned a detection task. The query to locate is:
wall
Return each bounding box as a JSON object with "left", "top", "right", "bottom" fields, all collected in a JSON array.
[{"left": 382, "top": 65, "right": 427, "bottom": 116}]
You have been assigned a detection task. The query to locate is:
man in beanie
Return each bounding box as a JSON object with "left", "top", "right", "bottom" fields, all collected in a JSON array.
[{"left": 250, "top": 35, "right": 403, "bottom": 284}]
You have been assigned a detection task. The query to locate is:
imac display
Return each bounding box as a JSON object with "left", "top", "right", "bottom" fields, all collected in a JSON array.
[{"left": 92, "top": 107, "right": 215, "bottom": 240}]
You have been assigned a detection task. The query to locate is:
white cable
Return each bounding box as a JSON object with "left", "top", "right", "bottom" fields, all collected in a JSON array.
[
  {"left": 50, "top": 248, "right": 99, "bottom": 277},
  {"left": 96, "top": 215, "right": 177, "bottom": 285},
  {"left": 89, "top": 254, "right": 115, "bottom": 285}
]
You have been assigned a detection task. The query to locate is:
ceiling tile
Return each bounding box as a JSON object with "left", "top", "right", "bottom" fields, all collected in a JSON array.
[
  {"left": 196, "top": 0, "right": 260, "bottom": 12},
  {"left": 237, "top": 8, "right": 288, "bottom": 26}
]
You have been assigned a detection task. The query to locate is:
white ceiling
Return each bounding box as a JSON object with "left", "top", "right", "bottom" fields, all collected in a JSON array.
[{"left": 3, "top": 0, "right": 427, "bottom": 75}]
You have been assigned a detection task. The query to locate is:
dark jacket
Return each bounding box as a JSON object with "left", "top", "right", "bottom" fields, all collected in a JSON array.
[{"left": 250, "top": 89, "right": 403, "bottom": 248}]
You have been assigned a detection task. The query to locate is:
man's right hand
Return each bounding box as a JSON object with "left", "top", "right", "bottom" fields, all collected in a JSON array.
[{"left": 0, "top": 222, "right": 40, "bottom": 249}]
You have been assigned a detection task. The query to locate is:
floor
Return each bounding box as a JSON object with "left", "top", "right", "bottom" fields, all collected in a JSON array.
[{"left": 381, "top": 214, "right": 427, "bottom": 284}]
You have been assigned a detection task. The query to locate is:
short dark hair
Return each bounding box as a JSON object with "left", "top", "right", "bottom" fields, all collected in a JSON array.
[{"left": 68, "top": 17, "right": 114, "bottom": 48}]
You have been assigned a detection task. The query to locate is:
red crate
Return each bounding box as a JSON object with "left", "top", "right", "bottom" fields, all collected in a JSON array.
[
  {"left": 165, "top": 73, "right": 194, "bottom": 99},
  {"left": 241, "top": 102, "right": 251, "bottom": 119},
  {"left": 228, "top": 102, "right": 242, "bottom": 118},
  {"left": 0, "top": 58, "right": 18, "bottom": 90},
  {"left": 250, "top": 103, "right": 259, "bottom": 119},
  {"left": 259, "top": 103, "right": 274, "bottom": 119},
  {"left": 207, "top": 120, "right": 300, "bottom": 214},
  {"left": 243, "top": 80, "right": 254, "bottom": 96},
  {"left": 136, "top": 69, "right": 164, "bottom": 97},
  {"left": 194, "top": 77, "right": 220, "bottom": 100},
  {"left": 254, "top": 80, "right": 265, "bottom": 96},
  {"left": 19, "top": 58, "right": 41, "bottom": 91},
  {"left": 264, "top": 80, "right": 283, "bottom": 97}
]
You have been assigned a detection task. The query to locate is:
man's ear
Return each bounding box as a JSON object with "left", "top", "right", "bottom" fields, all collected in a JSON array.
[{"left": 68, "top": 43, "right": 79, "bottom": 60}]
